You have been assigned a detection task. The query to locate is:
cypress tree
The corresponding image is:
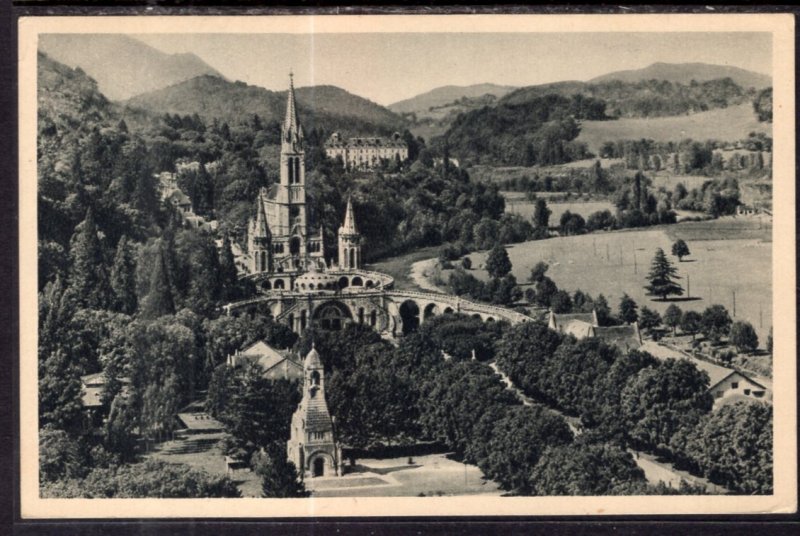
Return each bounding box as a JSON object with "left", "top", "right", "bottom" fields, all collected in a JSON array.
[
  {"left": 140, "top": 243, "right": 175, "bottom": 319},
  {"left": 218, "top": 235, "right": 239, "bottom": 302},
  {"left": 110, "top": 235, "right": 138, "bottom": 314},
  {"left": 69, "top": 208, "right": 110, "bottom": 309}
]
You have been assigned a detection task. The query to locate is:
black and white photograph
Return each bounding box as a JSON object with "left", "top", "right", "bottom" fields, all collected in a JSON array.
[{"left": 18, "top": 13, "right": 796, "bottom": 518}]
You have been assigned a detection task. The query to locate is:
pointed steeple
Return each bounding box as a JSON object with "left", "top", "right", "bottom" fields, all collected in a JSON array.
[
  {"left": 341, "top": 196, "right": 358, "bottom": 235},
  {"left": 282, "top": 71, "right": 303, "bottom": 145},
  {"left": 254, "top": 191, "right": 270, "bottom": 238}
]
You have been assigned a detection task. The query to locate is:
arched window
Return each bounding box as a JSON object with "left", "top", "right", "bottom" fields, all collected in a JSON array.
[
  {"left": 351, "top": 277, "right": 363, "bottom": 287},
  {"left": 300, "top": 310, "right": 307, "bottom": 330},
  {"left": 260, "top": 251, "right": 267, "bottom": 272},
  {"left": 370, "top": 310, "right": 377, "bottom": 327},
  {"left": 274, "top": 279, "right": 285, "bottom": 290},
  {"left": 349, "top": 248, "right": 355, "bottom": 268},
  {"left": 287, "top": 157, "right": 294, "bottom": 184},
  {"left": 358, "top": 307, "right": 365, "bottom": 324},
  {"left": 294, "top": 157, "right": 301, "bottom": 184}
]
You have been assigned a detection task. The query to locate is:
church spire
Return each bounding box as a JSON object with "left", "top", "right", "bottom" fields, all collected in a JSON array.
[
  {"left": 341, "top": 196, "right": 358, "bottom": 235},
  {"left": 254, "top": 190, "right": 270, "bottom": 238},
  {"left": 282, "top": 71, "right": 303, "bottom": 145}
]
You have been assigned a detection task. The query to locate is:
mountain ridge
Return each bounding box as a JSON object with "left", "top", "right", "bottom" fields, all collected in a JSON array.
[
  {"left": 589, "top": 62, "right": 771, "bottom": 89},
  {"left": 123, "top": 74, "right": 407, "bottom": 136},
  {"left": 38, "top": 34, "right": 226, "bottom": 101}
]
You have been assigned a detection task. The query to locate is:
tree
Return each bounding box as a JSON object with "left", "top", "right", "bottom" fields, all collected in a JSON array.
[
  {"left": 621, "top": 358, "right": 713, "bottom": 450},
  {"left": 680, "top": 310, "right": 702, "bottom": 340},
  {"left": 701, "top": 305, "right": 732, "bottom": 344},
  {"left": 218, "top": 235, "right": 239, "bottom": 302},
  {"left": 139, "top": 243, "right": 175, "bottom": 319},
  {"left": 594, "top": 294, "right": 613, "bottom": 326},
  {"left": 663, "top": 304, "right": 682, "bottom": 336},
  {"left": 638, "top": 307, "right": 662, "bottom": 334},
  {"left": 671, "top": 239, "right": 690, "bottom": 261},
  {"left": 39, "top": 426, "right": 85, "bottom": 483},
  {"left": 533, "top": 198, "right": 551, "bottom": 229},
  {"left": 534, "top": 277, "right": 558, "bottom": 308},
  {"left": 110, "top": 235, "right": 137, "bottom": 314},
  {"left": 681, "top": 402, "right": 772, "bottom": 494},
  {"left": 644, "top": 248, "right": 683, "bottom": 300},
  {"left": 528, "top": 262, "right": 549, "bottom": 284},
  {"left": 461, "top": 256, "right": 472, "bottom": 270},
  {"left": 729, "top": 321, "right": 759, "bottom": 354},
  {"left": 252, "top": 444, "right": 309, "bottom": 498},
  {"left": 486, "top": 244, "right": 512, "bottom": 278},
  {"left": 69, "top": 209, "right": 111, "bottom": 309},
  {"left": 559, "top": 210, "right": 586, "bottom": 236},
  {"left": 550, "top": 290, "right": 573, "bottom": 314},
  {"left": 39, "top": 349, "right": 84, "bottom": 431},
  {"left": 618, "top": 294, "right": 639, "bottom": 324},
  {"left": 530, "top": 442, "right": 647, "bottom": 496}
]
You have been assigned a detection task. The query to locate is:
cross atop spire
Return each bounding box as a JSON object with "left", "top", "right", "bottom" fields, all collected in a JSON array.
[
  {"left": 282, "top": 72, "right": 303, "bottom": 146},
  {"left": 341, "top": 196, "right": 358, "bottom": 235}
]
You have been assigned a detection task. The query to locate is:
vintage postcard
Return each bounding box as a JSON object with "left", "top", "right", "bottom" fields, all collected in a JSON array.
[{"left": 18, "top": 13, "right": 796, "bottom": 518}]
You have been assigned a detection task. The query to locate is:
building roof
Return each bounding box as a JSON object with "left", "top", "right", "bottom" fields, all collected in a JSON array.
[
  {"left": 304, "top": 346, "right": 323, "bottom": 369},
  {"left": 339, "top": 196, "right": 358, "bottom": 235},
  {"left": 692, "top": 360, "right": 767, "bottom": 391},
  {"left": 591, "top": 324, "right": 642, "bottom": 351},
  {"left": 80, "top": 373, "right": 130, "bottom": 408},
  {"left": 325, "top": 133, "right": 406, "bottom": 149},
  {"left": 167, "top": 189, "right": 191, "bottom": 205},
  {"left": 548, "top": 310, "right": 598, "bottom": 338}
]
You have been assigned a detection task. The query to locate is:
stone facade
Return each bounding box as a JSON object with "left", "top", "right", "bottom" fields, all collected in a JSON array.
[
  {"left": 325, "top": 132, "right": 408, "bottom": 170},
  {"left": 287, "top": 346, "right": 342, "bottom": 478}
]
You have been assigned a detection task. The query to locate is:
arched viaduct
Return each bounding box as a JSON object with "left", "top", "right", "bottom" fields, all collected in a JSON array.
[{"left": 224, "top": 287, "right": 534, "bottom": 337}]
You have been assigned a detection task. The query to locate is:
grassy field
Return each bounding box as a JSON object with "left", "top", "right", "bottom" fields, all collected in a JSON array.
[
  {"left": 455, "top": 217, "right": 772, "bottom": 344},
  {"left": 503, "top": 192, "right": 615, "bottom": 224},
  {"left": 577, "top": 104, "right": 771, "bottom": 154},
  {"left": 367, "top": 245, "right": 444, "bottom": 292}
]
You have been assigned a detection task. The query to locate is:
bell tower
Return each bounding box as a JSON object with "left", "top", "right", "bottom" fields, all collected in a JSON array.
[
  {"left": 338, "top": 197, "right": 361, "bottom": 270},
  {"left": 249, "top": 189, "right": 272, "bottom": 273},
  {"left": 287, "top": 345, "right": 342, "bottom": 478}
]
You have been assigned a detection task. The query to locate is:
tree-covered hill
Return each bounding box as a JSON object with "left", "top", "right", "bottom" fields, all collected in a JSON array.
[
  {"left": 388, "top": 83, "right": 517, "bottom": 117},
  {"left": 123, "top": 75, "right": 407, "bottom": 137},
  {"left": 438, "top": 93, "right": 605, "bottom": 167},
  {"left": 589, "top": 62, "right": 771, "bottom": 90},
  {"left": 502, "top": 77, "right": 755, "bottom": 119}
]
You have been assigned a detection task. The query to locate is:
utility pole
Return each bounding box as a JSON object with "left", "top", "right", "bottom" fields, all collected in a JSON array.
[
  {"left": 633, "top": 250, "right": 637, "bottom": 274},
  {"left": 686, "top": 274, "right": 690, "bottom": 298}
]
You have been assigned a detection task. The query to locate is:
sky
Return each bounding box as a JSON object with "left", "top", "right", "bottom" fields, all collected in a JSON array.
[{"left": 135, "top": 32, "right": 772, "bottom": 106}]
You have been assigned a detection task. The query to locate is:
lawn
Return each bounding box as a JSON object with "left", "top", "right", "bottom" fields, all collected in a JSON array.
[
  {"left": 454, "top": 217, "right": 773, "bottom": 345},
  {"left": 309, "top": 453, "right": 502, "bottom": 498},
  {"left": 367, "top": 245, "right": 444, "bottom": 292}
]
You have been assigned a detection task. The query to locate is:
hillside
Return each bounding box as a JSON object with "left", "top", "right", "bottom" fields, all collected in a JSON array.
[
  {"left": 388, "top": 83, "right": 516, "bottom": 116},
  {"left": 590, "top": 62, "right": 771, "bottom": 90},
  {"left": 123, "top": 75, "right": 407, "bottom": 136},
  {"left": 502, "top": 77, "right": 754, "bottom": 119},
  {"left": 39, "top": 34, "right": 225, "bottom": 101},
  {"left": 576, "top": 103, "right": 772, "bottom": 154}
]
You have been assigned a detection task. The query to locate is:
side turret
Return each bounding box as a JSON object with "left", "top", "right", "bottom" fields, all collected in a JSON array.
[
  {"left": 248, "top": 188, "right": 273, "bottom": 273},
  {"left": 337, "top": 196, "right": 361, "bottom": 270}
]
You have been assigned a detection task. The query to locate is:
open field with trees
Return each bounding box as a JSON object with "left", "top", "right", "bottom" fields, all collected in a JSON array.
[
  {"left": 454, "top": 217, "right": 771, "bottom": 344},
  {"left": 503, "top": 193, "right": 616, "bottom": 225},
  {"left": 577, "top": 104, "right": 770, "bottom": 154}
]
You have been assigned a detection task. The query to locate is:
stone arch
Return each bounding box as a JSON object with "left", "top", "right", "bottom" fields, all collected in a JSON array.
[
  {"left": 312, "top": 300, "right": 353, "bottom": 331},
  {"left": 351, "top": 276, "right": 363, "bottom": 287},
  {"left": 472, "top": 313, "right": 481, "bottom": 320},
  {"left": 486, "top": 317, "right": 495, "bottom": 322},
  {"left": 273, "top": 279, "right": 285, "bottom": 290},
  {"left": 423, "top": 303, "right": 439, "bottom": 321},
  {"left": 261, "top": 280, "right": 272, "bottom": 291},
  {"left": 338, "top": 276, "right": 349, "bottom": 289},
  {"left": 365, "top": 280, "right": 374, "bottom": 288},
  {"left": 399, "top": 300, "right": 420, "bottom": 335},
  {"left": 443, "top": 307, "right": 454, "bottom": 314},
  {"left": 307, "top": 451, "right": 334, "bottom": 478}
]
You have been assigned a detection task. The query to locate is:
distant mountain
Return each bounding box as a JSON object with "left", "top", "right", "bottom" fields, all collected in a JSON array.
[
  {"left": 123, "top": 75, "right": 407, "bottom": 136},
  {"left": 38, "top": 34, "right": 225, "bottom": 101},
  {"left": 388, "top": 84, "right": 517, "bottom": 116},
  {"left": 590, "top": 62, "right": 771, "bottom": 90},
  {"left": 501, "top": 77, "right": 753, "bottom": 119}
]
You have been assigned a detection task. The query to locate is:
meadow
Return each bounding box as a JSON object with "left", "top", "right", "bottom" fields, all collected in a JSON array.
[
  {"left": 502, "top": 192, "right": 616, "bottom": 225},
  {"left": 454, "top": 217, "right": 773, "bottom": 345},
  {"left": 577, "top": 103, "right": 771, "bottom": 154}
]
